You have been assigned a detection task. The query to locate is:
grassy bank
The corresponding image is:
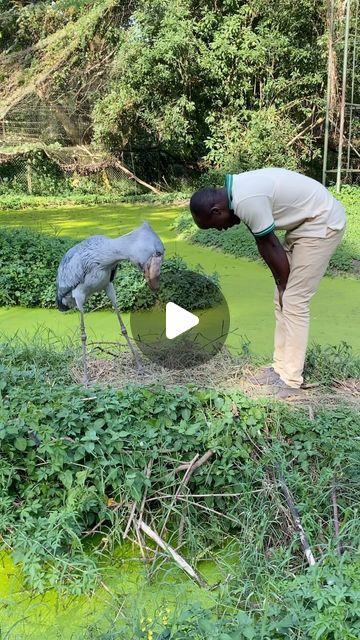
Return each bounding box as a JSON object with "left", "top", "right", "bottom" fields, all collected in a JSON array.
[
  {"left": 0, "top": 191, "right": 189, "bottom": 210},
  {"left": 0, "top": 338, "right": 360, "bottom": 638}
]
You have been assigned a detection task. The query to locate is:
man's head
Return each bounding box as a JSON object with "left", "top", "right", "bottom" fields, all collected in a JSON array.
[{"left": 189, "top": 186, "right": 240, "bottom": 230}]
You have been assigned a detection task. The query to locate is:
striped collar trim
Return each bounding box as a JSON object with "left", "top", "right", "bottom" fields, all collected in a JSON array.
[{"left": 224, "top": 174, "right": 233, "bottom": 210}]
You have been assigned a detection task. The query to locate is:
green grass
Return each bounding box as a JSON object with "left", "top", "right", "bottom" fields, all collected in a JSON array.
[{"left": 0, "top": 202, "right": 359, "bottom": 354}]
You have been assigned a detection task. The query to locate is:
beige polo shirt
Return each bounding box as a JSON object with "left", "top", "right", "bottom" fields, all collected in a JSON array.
[{"left": 225, "top": 168, "right": 346, "bottom": 238}]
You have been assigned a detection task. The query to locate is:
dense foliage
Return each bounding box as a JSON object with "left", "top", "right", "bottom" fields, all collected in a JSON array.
[
  {"left": 0, "top": 339, "right": 359, "bottom": 640},
  {"left": 0, "top": 227, "right": 220, "bottom": 311},
  {"left": 92, "top": 0, "right": 326, "bottom": 178},
  {"left": 175, "top": 186, "right": 360, "bottom": 278},
  {"left": 0, "top": 0, "right": 338, "bottom": 183}
]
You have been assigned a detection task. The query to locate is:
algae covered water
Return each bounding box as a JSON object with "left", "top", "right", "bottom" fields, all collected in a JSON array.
[
  {"left": 0, "top": 543, "right": 223, "bottom": 639},
  {"left": 0, "top": 204, "right": 359, "bottom": 355}
]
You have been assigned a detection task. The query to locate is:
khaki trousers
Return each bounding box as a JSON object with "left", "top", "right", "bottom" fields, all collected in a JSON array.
[{"left": 272, "top": 226, "right": 345, "bottom": 388}]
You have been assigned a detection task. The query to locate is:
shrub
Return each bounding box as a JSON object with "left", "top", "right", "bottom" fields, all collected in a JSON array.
[{"left": 0, "top": 228, "right": 220, "bottom": 311}]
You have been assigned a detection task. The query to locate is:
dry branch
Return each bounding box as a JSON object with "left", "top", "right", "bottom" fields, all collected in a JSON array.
[
  {"left": 160, "top": 453, "right": 199, "bottom": 537},
  {"left": 123, "top": 460, "right": 153, "bottom": 541},
  {"left": 123, "top": 501, "right": 137, "bottom": 540},
  {"left": 287, "top": 116, "right": 324, "bottom": 147},
  {"left": 138, "top": 460, "right": 153, "bottom": 529},
  {"left": 331, "top": 475, "right": 343, "bottom": 555},
  {"left": 278, "top": 473, "right": 316, "bottom": 566},
  {"left": 175, "top": 450, "right": 214, "bottom": 473},
  {"left": 138, "top": 520, "right": 207, "bottom": 587},
  {"left": 113, "top": 158, "right": 160, "bottom": 194}
]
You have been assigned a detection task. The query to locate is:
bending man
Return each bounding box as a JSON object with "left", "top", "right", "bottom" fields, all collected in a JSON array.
[{"left": 189, "top": 168, "right": 346, "bottom": 398}]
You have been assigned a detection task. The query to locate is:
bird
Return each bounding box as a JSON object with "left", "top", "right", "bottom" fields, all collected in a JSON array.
[{"left": 56, "top": 221, "right": 165, "bottom": 383}]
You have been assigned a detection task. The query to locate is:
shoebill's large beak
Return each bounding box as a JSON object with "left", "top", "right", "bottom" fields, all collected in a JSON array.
[{"left": 143, "top": 254, "right": 163, "bottom": 290}]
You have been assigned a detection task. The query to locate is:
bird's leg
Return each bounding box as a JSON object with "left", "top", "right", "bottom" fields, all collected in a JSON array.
[
  {"left": 74, "top": 293, "right": 89, "bottom": 385},
  {"left": 79, "top": 309, "right": 89, "bottom": 385},
  {"left": 105, "top": 283, "right": 142, "bottom": 371}
]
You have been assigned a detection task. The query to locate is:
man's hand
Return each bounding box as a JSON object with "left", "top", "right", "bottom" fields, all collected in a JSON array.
[{"left": 254, "top": 232, "right": 290, "bottom": 305}]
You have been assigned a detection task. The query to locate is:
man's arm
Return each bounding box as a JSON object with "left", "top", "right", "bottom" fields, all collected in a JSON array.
[{"left": 255, "top": 232, "right": 290, "bottom": 308}]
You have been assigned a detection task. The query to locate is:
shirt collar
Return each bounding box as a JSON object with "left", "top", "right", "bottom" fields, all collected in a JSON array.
[{"left": 224, "top": 174, "right": 233, "bottom": 210}]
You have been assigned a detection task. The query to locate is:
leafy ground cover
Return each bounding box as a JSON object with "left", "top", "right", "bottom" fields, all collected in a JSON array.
[
  {"left": 0, "top": 338, "right": 360, "bottom": 639},
  {"left": 175, "top": 186, "right": 360, "bottom": 278}
]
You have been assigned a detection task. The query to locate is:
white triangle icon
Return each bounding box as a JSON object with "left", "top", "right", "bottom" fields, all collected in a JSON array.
[{"left": 166, "top": 302, "right": 199, "bottom": 340}]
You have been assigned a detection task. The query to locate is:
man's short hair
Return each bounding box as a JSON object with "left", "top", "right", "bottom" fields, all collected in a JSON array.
[{"left": 189, "top": 187, "right": 217, "bottom": 219}]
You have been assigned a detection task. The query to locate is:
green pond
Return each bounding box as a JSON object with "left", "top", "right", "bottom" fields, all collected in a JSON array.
[
  {"left": 0, "top": 542, "right": 226, "bottom": 639},
  {"left": 0, "top": 203, "right": 359, "bottom": 355}
]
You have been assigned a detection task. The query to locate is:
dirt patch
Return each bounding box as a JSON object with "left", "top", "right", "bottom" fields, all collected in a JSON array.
[
  {"left": 70, "top": 345, "right": 360, "bottom": 409},
  {"left": 71, "top": 343, "right": 250, "bottom": 388}
]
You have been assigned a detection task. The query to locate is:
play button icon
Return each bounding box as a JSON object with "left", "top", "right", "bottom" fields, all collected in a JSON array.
[
  {"left": 166, "top": 302, "right": 199, "bottom": 339},
  {"left": 130, "top": 266, "right": 230, "bottom": 370}
]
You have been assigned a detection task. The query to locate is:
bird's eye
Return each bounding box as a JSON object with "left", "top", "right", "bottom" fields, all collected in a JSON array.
[{"left": 155, "top": 251, "right": 163, "bottom": 257}]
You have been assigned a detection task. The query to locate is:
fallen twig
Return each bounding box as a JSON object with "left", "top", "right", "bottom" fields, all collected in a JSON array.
[
  {"left": 138, "top": 520, "right": 207, "bottom": 587},
  {"left": 331, "top": 475, "right": 343, "bottom": 555},
  {"left": 175, "top": 450, "right": 214, "bottom": 473},
  {"left": 277, "top": 472, "right": 316, "bottom": 566},
  {"left": 160, "top": 454, "right": 199, "bottom": 537},
  {"left": 138, "top": 460, "right": 153, "bottom": 530},
  {"left": 123, "top": 461, "right": 153, "bottom": 540},
  {"left": 177, "top": 452, "right": 214, "bottom": 545},
  {"left": 123, "top": 501, "right": 137, "bottom": 540},
  {"left": 134, "top": 521, "right": 146, "bottom": 561}
]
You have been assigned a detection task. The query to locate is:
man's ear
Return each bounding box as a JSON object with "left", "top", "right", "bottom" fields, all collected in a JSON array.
[{"left": 210, "top": 205, "right": 222, "bottom": 217}]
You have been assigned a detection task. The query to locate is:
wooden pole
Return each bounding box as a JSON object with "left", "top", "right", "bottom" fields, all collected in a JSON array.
[
  {"left": 323, "top": 0, "right": 335, "bottom": 186},
  {"left": 26, "top": 160, "right": 32, "bottom": 194},
  {"left": 346, "top": 0, "right": 359, "bottom": 176},
  {"left": 336, "top": 0, "right": 352, "bottom": 192}
]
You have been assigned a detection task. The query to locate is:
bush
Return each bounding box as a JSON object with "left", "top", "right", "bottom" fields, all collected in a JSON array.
[{"left": 0, "top": 228, "right": 220, "bottom": 311}]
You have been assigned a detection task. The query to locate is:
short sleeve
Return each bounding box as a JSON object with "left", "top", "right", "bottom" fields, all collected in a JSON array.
[{"left": 234, "top": 195, "right": 275, "bottom": 237}]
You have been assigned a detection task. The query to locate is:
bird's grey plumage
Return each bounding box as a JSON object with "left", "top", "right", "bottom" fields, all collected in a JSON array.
[
  {"left": 56, "top": 221, "right": 165, "bottom": 383},
  {"left": 56, "top": 221, "right": 165, "bottom": 311}
]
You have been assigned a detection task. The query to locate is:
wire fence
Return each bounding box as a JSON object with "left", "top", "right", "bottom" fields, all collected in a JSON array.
[
  {"left": 0, "top": 104, "right": 189, "bottom": 196},
  {"left": 1, "top": 152, "right": 162, "bottom": 198}
]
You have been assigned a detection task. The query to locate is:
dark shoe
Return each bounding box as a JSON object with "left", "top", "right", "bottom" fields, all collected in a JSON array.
[
  {"left": 276, "top": 383, "right": 305, "bottom": 400},
  {"left": 248, "top": 367, "right": 281, "bottom": 386}
]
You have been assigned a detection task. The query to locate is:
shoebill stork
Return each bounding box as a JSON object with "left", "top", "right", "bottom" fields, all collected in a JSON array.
[{"left": 56, "top": 221, "right": 164, "bottom": 383}]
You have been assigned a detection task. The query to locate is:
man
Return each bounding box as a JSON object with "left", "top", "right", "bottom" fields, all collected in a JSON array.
[{"left": 189, "top": 168, "right": 346, "bottom": 399}]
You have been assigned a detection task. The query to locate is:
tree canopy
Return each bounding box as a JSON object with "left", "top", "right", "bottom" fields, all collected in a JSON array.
[{"left": 0, "top": 0, "right": 335, "bottom": 183}]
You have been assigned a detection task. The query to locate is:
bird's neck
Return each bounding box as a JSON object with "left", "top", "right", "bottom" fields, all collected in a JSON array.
[
  {"left": 107, "top": 228, "right": 141, "bottom": 263},
  {"left": 110, "top": 235, "right": 133, "bottom": 260}
]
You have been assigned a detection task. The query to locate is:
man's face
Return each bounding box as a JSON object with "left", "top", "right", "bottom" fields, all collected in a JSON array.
[{"left": 193, "top": 207, "right": 240, "bottom": 231}]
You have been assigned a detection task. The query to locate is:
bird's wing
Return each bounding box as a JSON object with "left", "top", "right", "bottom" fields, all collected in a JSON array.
[
  {"left": 56, "top": 244, "right": 88, "bottom": 300},
  {"left": 56, "top": 236, "right": 110, "bottom": 300}
]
